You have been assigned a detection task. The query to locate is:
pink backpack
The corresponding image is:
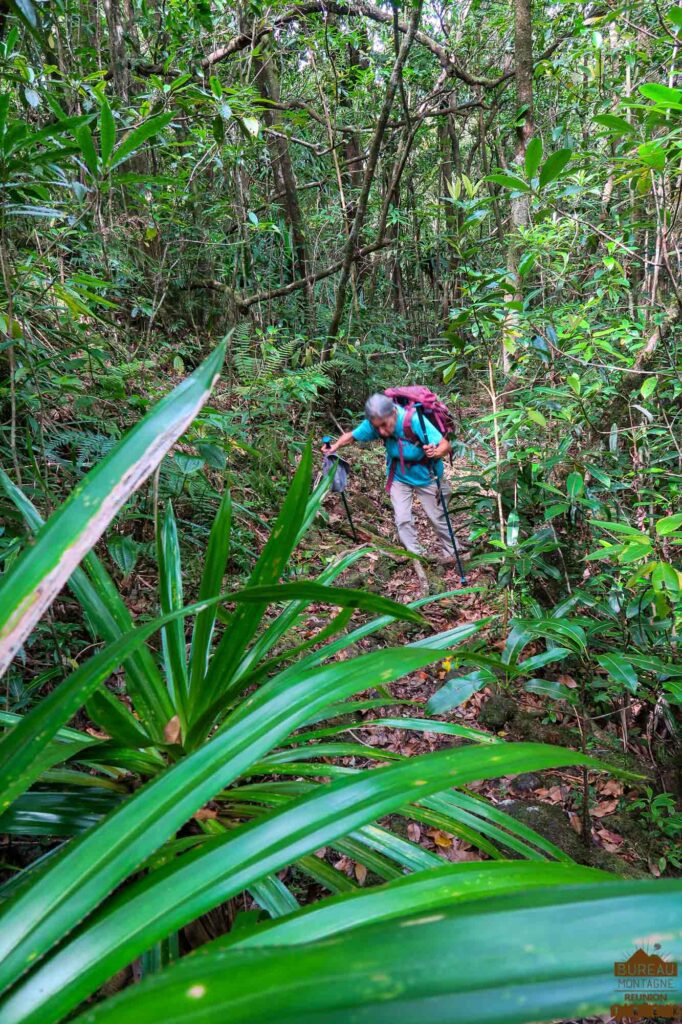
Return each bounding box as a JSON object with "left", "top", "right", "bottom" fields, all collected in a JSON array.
[
  {"left": 383, "top": 386, "right": 455, "bottom": 443},
  {"left": 382, "top": 386, "right": 455, "bottom": 490}
]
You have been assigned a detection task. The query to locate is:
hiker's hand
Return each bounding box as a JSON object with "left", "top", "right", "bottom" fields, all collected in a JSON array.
[
  {"left": 423, "top": 443, "right": 439, "bottom": 458},
  {"left": 321, "top": 441, "right": 335, "bottom": 454}
]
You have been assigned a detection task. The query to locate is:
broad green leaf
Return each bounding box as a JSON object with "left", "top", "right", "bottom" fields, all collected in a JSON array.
[
  {"left": 0, "top": 342, "right": 226, "bottom": 677},
  {"left": 502, "top": 623, "right": 532, "bottom": 664},
  {"left": 618, "top": 541, "right": 652, "bottom": 563},
  {"left": 652, "top": 562, "right": 680, "bottom": 595},
  {"left": 609, "top": 422, "right": 618, "bottom": 453},
  {"left": 670, "top": 5, "right": 682, "bottom": 28},
  {"left": 640, "top": 376, "right": 657, "bottom": 400},
  {"left": 524, "top": 137, "right": 543, "bottom": 179},
  {"left": 349, "top": 718, "right": 497, "bottom": 745},
  {"left": 566, "top": 472, "right": 584, "bottom": 500},
  {"left": 517, "top": 648, "right": 570, "bottom": 673},
  {"left": 99, "top": 100, "right": 115, "bottom": 165},
  {"left": 524, "top": 678, "right": 573, "bottom": 700},
  {"left": 517, "top": 252, "right": 536, "bottom": 278},
  {"left": 513, "top": 618, "right": 586, "bottom": 654},
  {"left": 241, "top": 116, "right": 260, "bottom": 136},
  {"left": 505, "top": 510, "right": 520, "bottom": 547},
  {"left": 484, "top": 172, "right": 531, "bottom": 193},
  {"left": 656, "top": 513, "right": 682, "bottom": 536},
  {"left": 526, "top": 408, "right": 546, "bottom": 428},
  {"left": 584, "top": 463, "right": 610, "bottom": 488},
  {"left": 593, "top": 113, "right": 634, "bottom": 135},
  {"left": 423, "top": 789, "right": 571, "bottom": 863},
  {"left": 107, "top": 535, "right": 139, "bottom": 576},
  {"left": 538, "top": 148, "right": 572, "bottom": 188},
  {"left": 216, "top": 583, "right": 427, "bottom": 625},
  {"left": 590, "top": 519, "right": 648, "bottom": 539},
  {"left": 12, "top": 0, "right": 38, "bottom": 26},
  {"left": 2, "top": 743, "right": 603, "bottom": 1023},
  {"left": 639, "top": 82, "right": 682, "bottom": 107},
  {"left": 426, "top": 670, "right": 495, "bottom": 714},
  {"left": 67, "top": 879, "right": 682, "bottom": 1024},
  {"left": 638, "top": 141, "right": 665, "bottom": 171},
  {"left": 74, "top": 124, "right": 98, "bottom": 175},
  {"left": 0, "top": 94, "right": 9, "bottom": 141},
  {"left": 597, "top": 654, "right": 638, "bottom": 694},
  {"left": 110, "top": 113, "right": 173, "bottom": 169}
]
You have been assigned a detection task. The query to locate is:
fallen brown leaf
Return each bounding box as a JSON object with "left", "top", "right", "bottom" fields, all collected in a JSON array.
[
  {"left": 427, "top": 828, "right": 453, "bottom": 849},
  {"left": 407, "top": 822, "right": 421, "bottom": 843},
  {"left": 591, "top": 798, "right": 619, "bottom": 818},
  {"left": 599, "top": 779, "right": 624, "bottom": 797},
  {"left": 597, "top": 828, "right": 623, "bottom": 845},
  {"left": 164, "top": 715, "right": 181, "bottom": 744},
  {"left": 193, "top": 808, "right": 218, "bottom": 821},
  {"left": 354, "top": 862, "right": 368, "bottom": 885}
]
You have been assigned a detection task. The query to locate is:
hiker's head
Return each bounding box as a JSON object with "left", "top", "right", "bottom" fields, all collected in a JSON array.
[{"left": 365, "top": 394, "right": 397, "bottom": 438}]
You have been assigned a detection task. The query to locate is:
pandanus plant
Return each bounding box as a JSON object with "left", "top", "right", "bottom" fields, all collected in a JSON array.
[{"left": 0, "top": 342, "right": 680, "bottom": 1024}]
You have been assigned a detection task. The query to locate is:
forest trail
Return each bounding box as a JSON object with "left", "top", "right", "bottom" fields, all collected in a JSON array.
[{"left": 303, "top": 445, "right": 652, "bottom": 885}]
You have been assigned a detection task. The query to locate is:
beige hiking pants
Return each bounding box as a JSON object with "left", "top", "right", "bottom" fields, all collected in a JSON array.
[{"left": 389, "top": 478, "right": 456, "bottom": 557}]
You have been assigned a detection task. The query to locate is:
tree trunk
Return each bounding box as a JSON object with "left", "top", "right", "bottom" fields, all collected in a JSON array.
[
  {"left": 253, "top": 41, "right": 315, "bottom": 318},
  {"left": 327, "top": 0, "right": 423, "bottom": 347},
  {"left": 502, "top": 0, "right": 534, "bottom": 374},
  {"left": 102, "top": 0, "right": 129, "bottom": 99}
]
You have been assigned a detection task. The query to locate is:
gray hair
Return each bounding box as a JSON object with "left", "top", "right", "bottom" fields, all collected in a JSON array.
[{"left": 365, "top": 393, "right": 395, "bottom": 421}]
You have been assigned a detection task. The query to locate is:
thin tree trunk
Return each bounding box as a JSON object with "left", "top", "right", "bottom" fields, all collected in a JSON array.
[
  {"left": 326, "top": 0, "right": 423, "bottom": 348},
  {"left": 253, "top": 41, "right": 315, "bottom": 318},
  {"left": 501, "top": 0, "right": 534, "bottom": 374}
]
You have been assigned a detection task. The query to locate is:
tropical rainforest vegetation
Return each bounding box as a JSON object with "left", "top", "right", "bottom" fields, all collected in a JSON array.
[{"left": 0, "top": 0, "right": 681, "bottom": 1021}]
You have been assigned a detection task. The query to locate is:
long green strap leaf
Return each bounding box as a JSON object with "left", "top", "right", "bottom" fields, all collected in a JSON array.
[
  {"left": 68, "top": 879, "right": 682, "bottom": 1024},
  {"left": 157, "top": 502, "right": 189, "bottom": 727},
  {"left": 221, "top": 861, "right": 616, "bottom": 949},
  {"left": 0, "top": 471, "right": 173, "bottom": 738},
  {"left": 188, "top": 488, "right": 231, "bottom": 692},
  {"left": 0, "top": 646, "right": 445, "bottom": 995},
  {"left": 0, "top": 576, "right": 426, "bottom": 814},
  {"left": 0, "top": 341, "right": 226, "bottom": 677},
  {"left": 1, "top": 743, "right": 603, "bottom": 1023},
  {"left": 192, "top": 444, "right": 314, "bottom": 726}
]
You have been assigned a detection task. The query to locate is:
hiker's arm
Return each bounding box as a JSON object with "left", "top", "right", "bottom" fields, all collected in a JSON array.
[{"left": 323, "top": 431, "right": 355, "bottom": 454}]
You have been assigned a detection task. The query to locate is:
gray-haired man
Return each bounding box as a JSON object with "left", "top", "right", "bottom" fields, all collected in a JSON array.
[{"left": 323, "top": 393, "right": 458, "bottom": 564}]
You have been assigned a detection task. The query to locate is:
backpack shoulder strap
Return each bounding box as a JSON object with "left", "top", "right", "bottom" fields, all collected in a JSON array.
[
  {"left": 401, "top": 405, "right": 422, "bottom": 446},
  {"left": 402, "top": 405, "right": 428, "bottom": 447}
]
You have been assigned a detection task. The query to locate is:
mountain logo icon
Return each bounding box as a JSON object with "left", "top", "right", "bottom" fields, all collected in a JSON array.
[{"left": 614, "top": 949, "right": 678, "bottom": 977}]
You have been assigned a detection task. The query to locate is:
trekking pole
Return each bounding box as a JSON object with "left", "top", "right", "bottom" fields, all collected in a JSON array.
[
  {"left": 322, "top": 437, "right": 359, "bottom": 543},
  {"left": 414, "top": 406, "right": 467, "bottom": 585},
  {"left": 340, "top": 491, "right": 358, "bottom": 543}
]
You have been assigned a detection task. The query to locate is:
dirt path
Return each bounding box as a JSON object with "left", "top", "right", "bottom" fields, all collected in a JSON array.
[{"left": 304, "top": 446, "right": 651, "bottom": 893}]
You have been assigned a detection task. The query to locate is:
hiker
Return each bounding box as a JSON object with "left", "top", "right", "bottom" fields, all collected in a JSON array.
[{"left": 322, "top": 393, "right": 459, "bottom": 565}]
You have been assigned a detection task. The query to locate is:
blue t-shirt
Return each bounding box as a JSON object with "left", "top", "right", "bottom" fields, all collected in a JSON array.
[{"left": 352, "top": 407, "right": 444, "bottom": 487}]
